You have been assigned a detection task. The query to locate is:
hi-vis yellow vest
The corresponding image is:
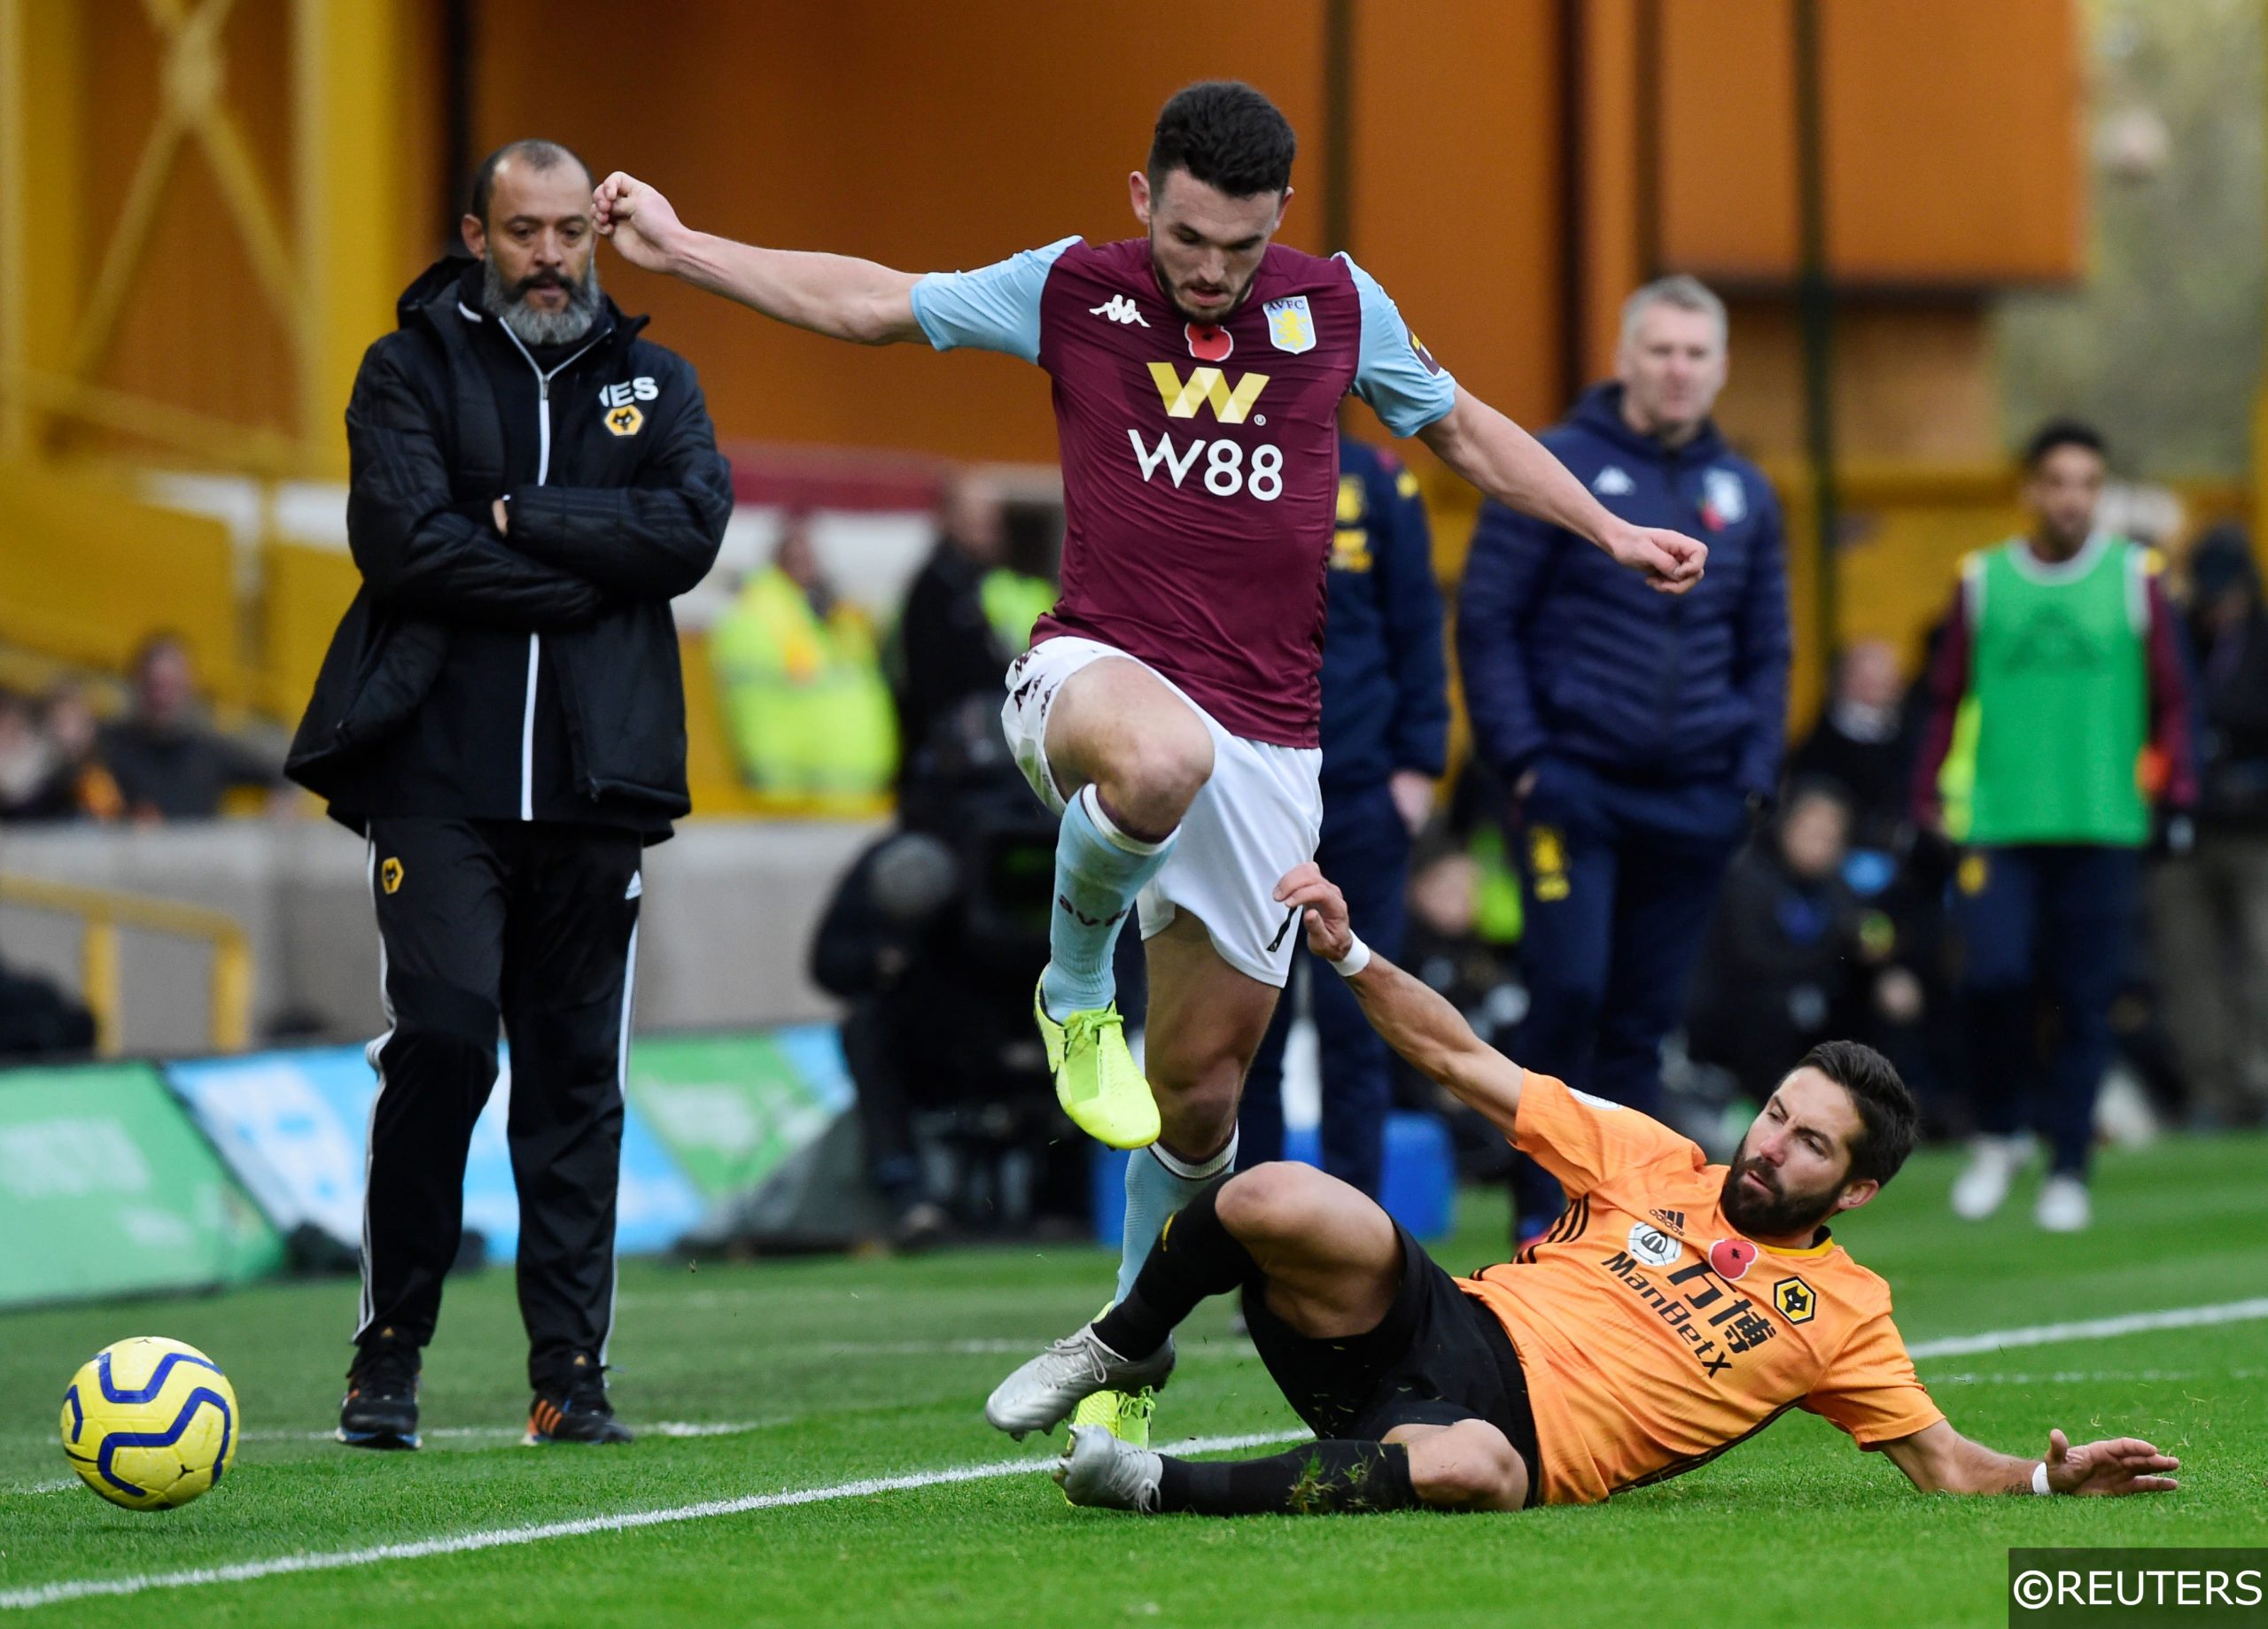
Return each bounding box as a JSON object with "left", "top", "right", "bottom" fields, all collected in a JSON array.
[{"left": 710, "top": 569, "right": 897, "bottom": 810}]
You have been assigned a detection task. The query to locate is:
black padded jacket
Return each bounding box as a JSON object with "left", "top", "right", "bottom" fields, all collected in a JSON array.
[{"left": 286, "top": 256, "right": 731, "bottom": 836}]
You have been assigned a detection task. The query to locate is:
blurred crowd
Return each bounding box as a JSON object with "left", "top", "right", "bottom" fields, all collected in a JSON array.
[
  {"left": 6, "top": 409, "right": 2260, "bottom": 1245},
  {"left": 710, "top": 473, "right": 1056, "bottom": 812},
  {"left": 786, "top": 434, "right": 2268, "bottom": 1251},
  {"left": 0, "top": 632, "right": 284, "bottom": 1066},
  {"left": 1685, "top": 514, "right": 2268, "bottom": 1148},
  {"left": 0, "top": 633, "right": 282, "bottom": 826}
]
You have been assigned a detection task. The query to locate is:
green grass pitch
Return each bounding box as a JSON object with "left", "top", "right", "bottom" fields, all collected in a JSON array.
[{"left": 3, "top": 1133, "right": 2262, "bottom": 1627}]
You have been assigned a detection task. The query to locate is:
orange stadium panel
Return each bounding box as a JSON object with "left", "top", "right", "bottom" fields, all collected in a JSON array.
[
  {"left": 476, "top": 0, "right": 1337, "bottom": 463},
  {"left": 1349, "top": 0, "right": 1564, "bottom": 431},
  {"left": 1658, "top": 0, "right": 2081, "bottom": 286}
]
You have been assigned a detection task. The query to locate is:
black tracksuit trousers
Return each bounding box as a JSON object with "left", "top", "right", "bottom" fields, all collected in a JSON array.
[{"left": 355, "top": 816, "right": 642, "bottom": 1390}]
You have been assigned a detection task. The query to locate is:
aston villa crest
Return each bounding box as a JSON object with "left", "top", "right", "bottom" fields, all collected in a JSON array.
[{"left": 1263, "top": 295, "right": 1316, "bottom": 354}]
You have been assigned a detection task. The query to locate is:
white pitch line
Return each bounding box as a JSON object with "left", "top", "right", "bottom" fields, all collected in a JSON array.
[
  {"left": 4, "top": 1423, "right": 796, "bottom": 1495},
  {"left": 818, "top": 1338, "right": 1253, "bottom": 1361},
  {"left": 11, "top": 1293, "right": 2267, "bottom": 1610},
  {"left": 0, "top": 1431, "right": 1304, "bottom": 1611},
  {"left": 1924, "top": 1368, "right": 2264, "bottom": 1387},
  {"left": 1905, "top": 1295, "right": 2268, "bottom": 1359},
  {"left": 244, "top": 1419, "right": 792, "bottom": 1445}
]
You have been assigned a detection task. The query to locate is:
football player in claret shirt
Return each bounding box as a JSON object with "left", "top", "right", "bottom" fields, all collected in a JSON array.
[
  {"left": 983, "top": 861, "right": 2185, "bottom": 1516},
  {"left": 596, "top": 81, "right": 1705, "bottom": 1443}
]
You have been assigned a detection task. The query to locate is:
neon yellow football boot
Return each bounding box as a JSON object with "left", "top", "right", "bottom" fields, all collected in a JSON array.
[
  {"left": 1035, "top": 978, "right": 1160, "bottom": 1150},
  {"left": 1069, "top": 1385, "right": 1159, "bottom": 1449}
]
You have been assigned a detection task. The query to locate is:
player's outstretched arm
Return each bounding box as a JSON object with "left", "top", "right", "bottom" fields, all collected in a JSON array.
[
  {"left": 1879, "top": 1421, "right": 2179, "bottom": 1497},
  {"left": 593, "top": 173, "right": 925, "bottom": 345},
  {"left": 1418, "top": 388, "right": 1706, "bottom": 595},
  {"left": 1276, "top": 863, "right": 1524, "bottom": 1138}
]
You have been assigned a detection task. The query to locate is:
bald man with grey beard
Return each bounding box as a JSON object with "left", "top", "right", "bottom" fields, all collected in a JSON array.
[{"left": 288, "top": 137, "right": 733, "bottom": 1454}]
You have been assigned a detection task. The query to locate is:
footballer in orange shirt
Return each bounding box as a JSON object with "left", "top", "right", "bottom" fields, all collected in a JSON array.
[{"left": 986, "top": 861, "right": 2182, "bottom": 1516}]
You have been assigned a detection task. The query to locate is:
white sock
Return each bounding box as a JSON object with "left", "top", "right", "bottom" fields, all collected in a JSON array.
[{"left": 1115, "top": 1131, "right": 1238, "bottom": 1307}]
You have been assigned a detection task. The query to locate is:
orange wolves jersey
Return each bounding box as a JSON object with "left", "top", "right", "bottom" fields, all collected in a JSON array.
[{"left": 1456, "top": 1073, "right": 1943, "bottom": 1504}]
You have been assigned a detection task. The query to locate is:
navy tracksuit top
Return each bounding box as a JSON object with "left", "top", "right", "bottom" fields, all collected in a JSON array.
[
  {"left": 1456, "top": 383, "right": 1790, "bottom": 810},
  {"left": 1320, "top": 433, "right": 1449, "bottom": 792}
]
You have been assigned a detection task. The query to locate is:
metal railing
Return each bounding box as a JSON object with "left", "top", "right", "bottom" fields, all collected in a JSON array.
[{"left": 0, "top": 873, "right": 251, "bottom": 1054}]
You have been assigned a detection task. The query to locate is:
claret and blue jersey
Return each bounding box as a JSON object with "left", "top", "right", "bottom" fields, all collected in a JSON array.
[{"left": 908, "top": 237, "right": 1456, "bottom": 749}]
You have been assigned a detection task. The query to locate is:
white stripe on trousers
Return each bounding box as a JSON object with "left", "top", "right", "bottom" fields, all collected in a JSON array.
[
  {"left": 354, "top": 838, "right": 398, "bottom": 1342},
  {"left": 600, "top": 917, "right": 639, "bottom": 1366}
]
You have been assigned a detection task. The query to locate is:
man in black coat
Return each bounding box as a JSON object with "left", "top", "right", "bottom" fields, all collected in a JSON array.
[
  {"left": 287, "top": 139, "right": 731, "bottom": 1450},
  {"left": 893, "top": 471, "right": 1013, "bottom": 773}
]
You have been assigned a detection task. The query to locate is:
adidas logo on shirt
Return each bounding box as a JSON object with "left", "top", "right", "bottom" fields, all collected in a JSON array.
[
  {"left": 1594, "top": 465, "right": 1635, "bottom": 496},
  {"left": 1089, "top": 296, "right": 1149, "bottom": 327},
  {"left": 1649, "top": 1207, "right": 1687, "bottom": 1233}
]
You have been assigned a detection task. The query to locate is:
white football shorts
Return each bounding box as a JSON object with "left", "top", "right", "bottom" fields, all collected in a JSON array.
[{"left": 1001, "top": 635, "right": 1323, "bottom": 989}]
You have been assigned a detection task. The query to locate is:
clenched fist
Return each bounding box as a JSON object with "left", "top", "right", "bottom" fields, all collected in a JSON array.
[
  {"left": 1601, "top": 520, "right": 1707, "bottom": 594},
  {"left": 593, "top": 172, "right": 687, "bottom": 273}
]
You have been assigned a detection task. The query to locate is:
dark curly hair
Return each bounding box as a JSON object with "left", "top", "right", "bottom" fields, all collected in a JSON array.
[
  {"left": 1797, "top": 1040, "right": 1919, "bottom": 1189},
  {"left": 1148, "top": 81, "right": 1296, "bottom": 199}
]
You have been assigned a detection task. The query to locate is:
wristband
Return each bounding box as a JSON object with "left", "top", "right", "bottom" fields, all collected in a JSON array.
[
  {"left": 2031, "top": 1461, "right": 2052, "bottom": 1496},
  {"left": 1331, "top": 935, "right": 1371, "bottom": 978}
]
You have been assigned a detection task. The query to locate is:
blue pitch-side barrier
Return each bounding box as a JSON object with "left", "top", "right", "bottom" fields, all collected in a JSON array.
[
  {"left": 166, "top": 1045, "right": 703, "bottom": 1262},
  {"left": 1090, "top": 1111, "right": 1456, "bottom": 1246}
]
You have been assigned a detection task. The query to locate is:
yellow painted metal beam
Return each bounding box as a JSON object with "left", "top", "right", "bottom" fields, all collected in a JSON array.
[
  {"left": 295, "top": 0, "right": 402, "bottom": 478},
  {"left": 0, "top": 873, "right": 255, "bottom": 1055},
  {"left": 196, "top": 109, "right": 303, "bottom": 341},
  {"left": 0, "top": 0, "right": 23, "bottom": 458},
  {"left": 4, "top": 367, "right": 305, "bottom": 474},
  {"left": 0, "top": 0, "right": 83, "bottom": 459},
  {"left": 65, "top": 109, "right": 190, "bottom": 384}
]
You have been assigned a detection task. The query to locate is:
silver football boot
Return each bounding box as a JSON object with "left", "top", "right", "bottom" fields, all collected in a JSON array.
[
  {"left": 1053, "top": 1423, "right": 1165, "bottom": 1512},
  {"left": 983, "top": 1323, "right": 1174, "bottom": 1439}
]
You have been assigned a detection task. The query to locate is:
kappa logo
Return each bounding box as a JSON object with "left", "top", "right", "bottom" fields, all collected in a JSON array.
[
  {"left": 1089, "top": 295, "right": 1149, "bottom": 327},
  {"left": 1594, "top": 465, "right": 1635, "bottom": 497},
  {"left": 1147, "top": 362, "right": 1270, "bottom": 423},
  {"left": 379, "top": 857, "right": 404, "bottom": 896},
  {"left": 1058, "top": 894, "right": 1129, "bottom": 929},
  {"left": 1625, "top": 1221, "right": 1682, "bottom": 1268}
]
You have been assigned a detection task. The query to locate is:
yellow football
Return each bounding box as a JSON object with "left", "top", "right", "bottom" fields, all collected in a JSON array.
[{"left": 59, "top": 1337, "right": 239, "bottom": 1510}]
